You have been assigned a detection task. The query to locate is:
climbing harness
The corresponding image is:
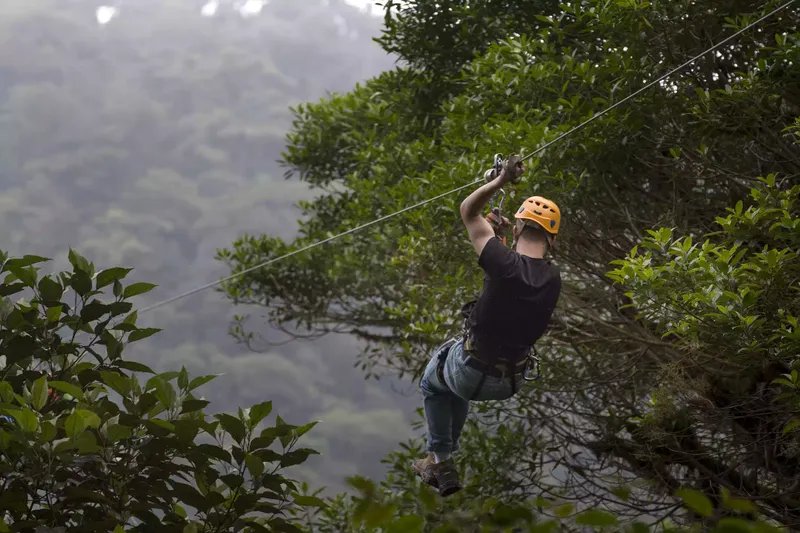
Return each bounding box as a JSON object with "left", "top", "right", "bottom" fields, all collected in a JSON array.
[
  {"left": 455, "top": 300, "right": 541, "bottom": 400},
  {"left": 137, "top": 0, "right": 795, "bottom": 315}
]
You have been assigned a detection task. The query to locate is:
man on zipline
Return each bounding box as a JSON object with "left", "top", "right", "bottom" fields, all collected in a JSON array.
[{"left": 412, "top": 155, "right": 562, "bottom": 496}]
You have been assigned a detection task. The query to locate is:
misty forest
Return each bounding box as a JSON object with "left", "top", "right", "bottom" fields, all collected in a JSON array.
[{"left": 0, "top": 0, "right": 799, "bottom": 532}]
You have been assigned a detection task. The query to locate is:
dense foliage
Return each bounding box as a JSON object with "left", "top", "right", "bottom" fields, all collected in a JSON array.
[
  {"left": 220, "top": 0, "right": 800, "bottom": 528},
  {"left": 0, "top": 251, "right": 323, "bottom": 531}
]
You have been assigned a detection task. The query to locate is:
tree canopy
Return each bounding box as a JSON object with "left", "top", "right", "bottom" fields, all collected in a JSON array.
[
  {"left": 0, "top": 250, "right": 323, "bottom": 531},
  {"left": 220, "top": 0, "right": 800, "bottom": 527}
]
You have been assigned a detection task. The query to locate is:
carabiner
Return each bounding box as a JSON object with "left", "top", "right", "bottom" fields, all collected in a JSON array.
[
  {"left": 483, "top": 153, "right": 505, "bottom": 183},
  {"left": 523, "top": 347, "right": 542, "bottom": 382}
]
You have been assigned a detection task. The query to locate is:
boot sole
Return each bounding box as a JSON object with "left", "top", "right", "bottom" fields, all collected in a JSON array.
[{"left": 439, "top": 483, "right": 462, "bottom": 497}]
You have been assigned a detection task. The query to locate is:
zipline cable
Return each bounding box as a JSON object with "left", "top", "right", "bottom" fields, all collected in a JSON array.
[{"left": 139, "top": 0, "right": 795, "bottom": 315}]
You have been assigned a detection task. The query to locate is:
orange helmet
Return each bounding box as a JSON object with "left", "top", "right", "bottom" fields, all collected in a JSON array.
[{"left": 514, "top": 196, "right": 561, "bottom": 234}]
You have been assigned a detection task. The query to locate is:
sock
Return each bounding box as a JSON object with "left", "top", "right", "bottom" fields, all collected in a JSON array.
[{"left": 433, "top": 452, "right": 451, "bottom": 463}]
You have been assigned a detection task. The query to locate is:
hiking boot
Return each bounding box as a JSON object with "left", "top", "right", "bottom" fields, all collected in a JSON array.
[{"left": 411, "top": 454, "right": 462, "bottom": 496}]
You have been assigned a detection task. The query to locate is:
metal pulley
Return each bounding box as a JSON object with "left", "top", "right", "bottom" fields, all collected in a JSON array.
[{"left": 483, "top": 153, "right": 524, "bottom": 185}]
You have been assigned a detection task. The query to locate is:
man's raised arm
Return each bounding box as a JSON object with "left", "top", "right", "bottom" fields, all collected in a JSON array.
[{"left": 459, "top": 156, "right": 524, "bottom": 255}]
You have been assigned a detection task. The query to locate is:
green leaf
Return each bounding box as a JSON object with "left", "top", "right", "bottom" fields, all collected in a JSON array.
[
  {"left": 174, "top": 419, "right": 200, "bottom": 443},
  {"left": 40, "top": 421, "right": 57, "bottom": 442},
  {"left": 292, "top": 493, "right": 326, "bottom": 508},
  {"left": 385, "top": 515, "right": 424, "bottom": 533},
  {"left": 146, "top": 418, "right": 175, "bottom": 435},
  {"left": 79, "top": 409, "right": 102, "bottom": 429},
  {"left": 713, "top": 517, "right": 757, "bottom": 533},
  {"left": 362, "top": 502, "right": 397, "bottom": 530},
  {"left": 180, "top": 399, "right": 210, "bottom": 414},
  {"left": 38, "top": 276, "right": 63, "bottom": 302},
  {"left": 783, "top": 418, "right": 800, "bottom": 434},
  {"left": 249, "top": 400, "right": 272, "bottom": 428},
  {"left": 66, "top": 409, "right": 100, "bottom": 439},
  {"left": 4, "top": 255, "right": 50, "bottom": 269},
  {"left": 100, "top": 371, "right": 131, "bottom": 397},
  {"left": 31, "top": 375, "right": 48, "bottom": 410},
  {"left": 64, "top": 411, "right": 86, "bottom": 440},
  {"left": 110, "top": 322, "right": 138, "bottom": 332},
  {"left": 0, "top": 282, "right": 25, "bottom": 296},
  {"left": 257, "top": 424, "right": 292, "bottom": 443},
  {"left": 553, "top": 503, "right": 573, "bottom": 518},
  {"left": 48, "top": 381, "right": 85, "bottom": 400},
  {"left": 106, "top": 423, "right": 133, "bottom": 443},
  {"left": 676, "top": 488, "right": 714, "bottom": 518},
  {"left": 7, "top": 265, "right": 37, "bottom": 287},
  {"left": 171, "top": 482, "right": 210, "bottom": 511},
  {"left": 116, "top": 360, "right": 155, "bottom": 374},
  {"left": 215, "top": 413, "right": 247, "bottom": 443},
  {"left": 68, "top": 248, "right": 92, "bottom": 274},
  {"left": 220, "top": 473, "right": 244, "bottom": 488},
  {"left": 7, "top": 408, "right": 38, "bottom": 433},
  {"left": 148, "top": 376, "right": 176, "bottom": 408},
  {"left": 96, "top": 267, "right": 133, "bottom": 289},
  {"left": 722, "top": 496, "right": 757, "bottom": 514},
  {"left": 611, "top": 485, "right": 631, "bottom": 502},
  {"left": 575, "top": 509, "right": 617, "bottom": 527},
  {"left": 196, "top": 443, "right": 232, "bottom": 463},
  {"left": 0, "top": 383, "right": 14, "bottom": 403},
  {"left": 293, "top": 420, "right": 318, "bottom": 438},
  {"left": 81, "top": 300, "right": 109, "bottom": 322},
  {"left": 128, "top": 327, "right": 161, "bottom": 342},
  {"left": 108, "top": 301, "right": 133, "bottom": 316},
  {"left": 280, "top": 448, "right": 317, "bottom": 467},
  {"left": 46, "top": 305, "right": 62, "bottom": 323},
  {"left": 123, "top": 282, "right": 158, "bottom": 298},
  {"left": 4, "top": 335, "right": 37, "bottom": 365},
  {"left": 245, "top": 453, "right": 264, "bottom": 479},
  {"left": 188, "top": 374, "right": 219, "bottom": 391},
  {"left": 70, "top": 271, "right": 93, "bottom": 296},
  {"left": 76, "top": 430, "right": 100, "bottom": 454},
  {"left": 493, "top": 502, "right": 532, "bottom": 526},
  {"left": 178, "top": 367, "right": 189, "bottom": 390}
]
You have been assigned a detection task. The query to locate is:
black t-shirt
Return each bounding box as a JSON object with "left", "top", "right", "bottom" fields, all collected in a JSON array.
[{"left": 467, "top": 237, "right": 561, "bottom": 359}]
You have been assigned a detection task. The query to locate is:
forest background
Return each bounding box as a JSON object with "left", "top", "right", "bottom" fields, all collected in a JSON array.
[
  {"left": 1, "top": 0, "right": 799, "bottom": 530},
  {"left": 0, "top": 0, "right": 409, "bottom": 493}
]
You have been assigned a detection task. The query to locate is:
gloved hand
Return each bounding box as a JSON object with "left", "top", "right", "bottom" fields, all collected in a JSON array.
[{"left": 499, "top": 154, "right": 525, "bottom": 185}]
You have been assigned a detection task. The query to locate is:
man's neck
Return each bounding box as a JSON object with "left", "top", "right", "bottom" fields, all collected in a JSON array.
[{"left": 514, "top": 239, "right": 547, "bottom": 259}]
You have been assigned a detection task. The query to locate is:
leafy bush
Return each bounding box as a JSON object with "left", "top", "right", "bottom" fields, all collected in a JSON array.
[{"left": 0, "top": 250, "right": 322, "bottom": 531}]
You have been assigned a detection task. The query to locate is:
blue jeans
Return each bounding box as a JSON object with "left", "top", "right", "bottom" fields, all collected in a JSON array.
[{"left": 420, "top": 338, "right": 517, "bottom": 454}]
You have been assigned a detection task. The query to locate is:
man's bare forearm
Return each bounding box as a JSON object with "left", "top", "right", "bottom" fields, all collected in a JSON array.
[{"left": 459, "top": 177, "right": 503, "bottom": 222}]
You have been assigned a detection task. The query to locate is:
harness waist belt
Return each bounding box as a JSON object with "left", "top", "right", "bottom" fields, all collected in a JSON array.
[
  {"left": 464, "top": 355, "right": 527, "bottom": 378},
  {"left": 463, "top": 332, "right": 530, "bottom": 364}
]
